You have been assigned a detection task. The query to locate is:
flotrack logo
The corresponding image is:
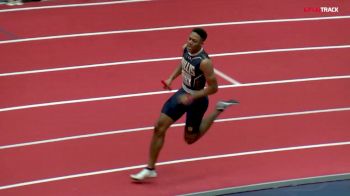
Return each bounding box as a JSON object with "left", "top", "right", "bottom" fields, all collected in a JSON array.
[{"left": 304, "top": 7, "right": 339, "bottom": 13}]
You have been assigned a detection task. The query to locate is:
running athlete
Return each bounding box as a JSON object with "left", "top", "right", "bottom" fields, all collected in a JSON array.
[{"left": 131, "top": 28, "right": 238, "bottom": 181}]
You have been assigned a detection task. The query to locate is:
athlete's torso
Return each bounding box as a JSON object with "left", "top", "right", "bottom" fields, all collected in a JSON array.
[{"left": 181, "top": 47, "right": 209, "bottom": 91}]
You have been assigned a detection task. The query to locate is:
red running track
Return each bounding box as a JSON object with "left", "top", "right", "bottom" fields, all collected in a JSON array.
[
  {"left": 1, "top": 79, "right": 350, "bottom": 147},
  {"left": 0, "top": 0, "right": 350, "bottom": 195},
  {"left": 0, "top": 61, "right": 228, "bottom": 108},
  {"left": 0, "top": 0, "right": 349, "bottom": 39},
  {"left": 1, "top": 19, "right": 350, "bottom": 73},
  {"left": 1, "top": 19, "right": 349, "bottom": 109},
  {"left": 1, "top": 145, "right": 350, "bottom": 195},
  {"left": 1, "top": 109, "right": 350, "bottom": 186},
  {"left": 1, "top": 48, "right": 350, "bottom": 108},
  {"left": 214, "top": 48, "right": 350, "bottom": 83}
]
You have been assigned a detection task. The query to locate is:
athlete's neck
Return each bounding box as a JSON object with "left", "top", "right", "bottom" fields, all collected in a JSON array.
[{"left": 188, "top": 47, "right": 203, "bottom": 56}]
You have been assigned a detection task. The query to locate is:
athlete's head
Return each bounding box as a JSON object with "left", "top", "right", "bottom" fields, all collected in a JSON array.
[
  {"left": 187, "top": 28, "right": 207, "bottom": 54},
  {"left": 192, "top": 28, "right": 207, "bottom": 42}
]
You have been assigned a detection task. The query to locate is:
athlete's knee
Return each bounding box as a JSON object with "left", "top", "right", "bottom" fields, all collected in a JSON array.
[
  {"left": 184, "top": 127, "right": 199, "bottom": 145},
  {"left": 153, "top": 113, "right": 174, "bottom": 138},
  {"left": 184, "top": 135, "right": 198, "bottom": 145},
  {"left": 154, "top": 120, "right": 168, "bottom": 137},
  {"left": 185, "top": 138, "right": 197, "bottom": 145}
]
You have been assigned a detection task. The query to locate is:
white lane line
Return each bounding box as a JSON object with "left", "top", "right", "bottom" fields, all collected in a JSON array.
[
  {"left": 0, "top": 125, "right": 154, "bottom": 150},
  {"left": 0, "top": 15, "right": 349, "bottom": 44},
  {"left": 0, "top": 75, "right": 349, "bottom": 113},
  {"left": 0, "top": 0, "right": 150, "bottom": 13},
  {"left": 0, "top": 89, "right": 174, "bottom": 112},
  {"left": 1, "top": 141, "right": 349, "bottom": 190},
  {"left": 0, "top": 56, "right": 180, "bottom": 77},
  {"left": 222, "top": 75, "right": 350, "bottom": 88},
  {"left": 214, "top": 68, "right": 240, "bottom": 85},
  {"left": 213, "top": 45, "right": 350, "bottom": 57},
  {"left": 1, "top": 107, "right": 349, "bottom": 150},
  {"left": 1, "top": 44, "right": 349, "bottom": 77}
]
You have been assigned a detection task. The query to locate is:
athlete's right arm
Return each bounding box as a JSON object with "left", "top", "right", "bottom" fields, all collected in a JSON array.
[
  {"left": 164, "top": 44, "right": 187, "bottom": 87},
  {"left": 164, "top": 63, "right": 182, "bottom": 87}
]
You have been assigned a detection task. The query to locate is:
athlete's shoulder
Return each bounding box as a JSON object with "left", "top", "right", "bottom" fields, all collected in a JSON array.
[
  {"left": 200, "top": 50, "right": 213, "bottom": 69},
  {"left": 200, "top": 58, "right": 212, "bottom": 67},
  {"left": 200, "top": 49, "right": 210, "bottom": 60}
]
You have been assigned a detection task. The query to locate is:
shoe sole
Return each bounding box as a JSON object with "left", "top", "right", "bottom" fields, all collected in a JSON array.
[{"left": 130, "top": 174, "right": 157, "bottom": 181}]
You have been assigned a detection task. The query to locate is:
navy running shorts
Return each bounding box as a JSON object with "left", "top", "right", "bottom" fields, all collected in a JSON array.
[{"left": 161, "top": 88, "right": 209, "bottom": 132}]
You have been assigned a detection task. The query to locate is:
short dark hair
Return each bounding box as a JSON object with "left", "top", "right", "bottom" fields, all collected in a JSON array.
[{"left": 192, "top": 28, "right": 207, "bottom": 42}]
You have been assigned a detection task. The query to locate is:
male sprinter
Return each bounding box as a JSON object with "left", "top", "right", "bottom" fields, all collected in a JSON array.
[{"left": 131, "top": 28, "right": 238, "bottom": 181}]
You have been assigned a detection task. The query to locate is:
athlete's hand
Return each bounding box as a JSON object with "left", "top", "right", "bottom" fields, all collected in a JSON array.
[
  {"left": 178, "top": 94, "right": 194, "bottom": 105},
  {"left": 161, "top": 79, "right": 172, "bottom": 90}
]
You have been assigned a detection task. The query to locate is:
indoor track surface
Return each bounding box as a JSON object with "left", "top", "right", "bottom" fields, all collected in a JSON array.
[{"left": 1, "top": 0, "right": 350, "bottom": 195}]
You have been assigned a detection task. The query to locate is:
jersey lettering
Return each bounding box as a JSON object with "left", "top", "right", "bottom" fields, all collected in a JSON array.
[
  {"left": 182, "top": 71, "right": 192, "bottom": 86},
  {"left": 181, "top": 58, "right": 195, "bottom": 76},
  {"left": 181, "top": 47, "right": 209, "bottom": 90}
]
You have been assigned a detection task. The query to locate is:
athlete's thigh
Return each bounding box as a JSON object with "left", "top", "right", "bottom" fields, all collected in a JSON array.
[
  {"left": 185, "top": 96, "right": 209, "bottom": 133},
  {"left": 161, "top": 88, "right": 187, "bottom": 122}
]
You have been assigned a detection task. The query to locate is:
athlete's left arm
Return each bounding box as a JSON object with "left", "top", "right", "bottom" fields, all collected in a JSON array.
[{"left": 192, "top": 58, "right": 218, "bottom": 99}]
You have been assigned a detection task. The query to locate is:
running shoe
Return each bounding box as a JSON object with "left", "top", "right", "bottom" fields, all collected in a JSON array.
[
  {"left": 216, "top": 99, "right": 239, "bottom": 111},
  {"left": 130, "top": 168, "right": 157, "bottom": 181}
]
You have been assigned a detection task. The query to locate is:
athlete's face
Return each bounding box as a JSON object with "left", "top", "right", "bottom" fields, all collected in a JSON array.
[{"left": 186, "top": 32, "right": 203, "bottom": 54}]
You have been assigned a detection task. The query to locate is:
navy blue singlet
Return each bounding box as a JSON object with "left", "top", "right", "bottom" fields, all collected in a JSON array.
[{"left": 181, "top": 47, "right": 209, "bottom": 92}]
